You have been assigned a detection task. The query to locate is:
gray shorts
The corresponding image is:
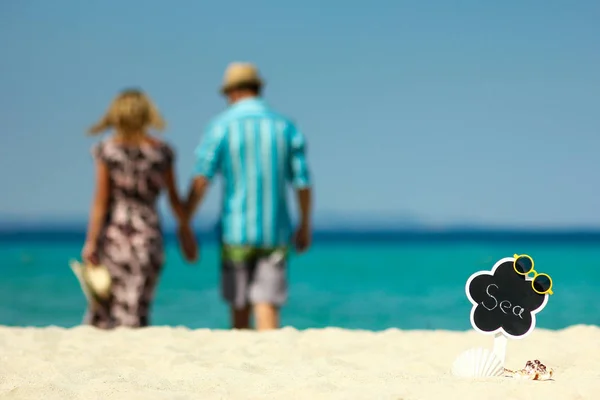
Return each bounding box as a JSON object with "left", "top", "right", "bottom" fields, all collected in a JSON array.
[{"left": 221, "top": 247, "right": 288, "bottom": 309}]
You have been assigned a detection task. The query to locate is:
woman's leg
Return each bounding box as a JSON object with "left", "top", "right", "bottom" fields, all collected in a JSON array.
[
  {"left": 138, "top": 263, "right": 162, "bottom": 327},
  {"left": 110, "top": 262, "right": 161, "bottom": 328},
  {"left": 83, "top": 297, "right": 114, "bottom": 329}
]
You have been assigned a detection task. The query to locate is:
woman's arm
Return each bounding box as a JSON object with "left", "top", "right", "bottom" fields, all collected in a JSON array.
[
  {"left": 83, "top": 158, "right": 110, "bottom": 261},
  {"left": 165, "top": 165, "right": 199, "bottom": 263},
  {"left": 164, "top": 165, "right": 187, "bottom": 224}
]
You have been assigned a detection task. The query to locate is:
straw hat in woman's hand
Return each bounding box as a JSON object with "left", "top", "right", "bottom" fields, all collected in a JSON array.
[
  {"left": 69, "top": 260, "right": 112, "bottom": 304},
  {"left": 83, "top": 264, "right": 112, "bottom": 300}
]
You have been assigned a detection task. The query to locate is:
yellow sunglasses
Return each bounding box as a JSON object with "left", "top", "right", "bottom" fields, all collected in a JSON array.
[{"left": 513, "top": 254, "right": 554, "bottom": 295}]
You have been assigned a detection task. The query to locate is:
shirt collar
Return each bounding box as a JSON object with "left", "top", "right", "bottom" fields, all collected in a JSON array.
[{"left": 229, "top": 97, "right": 267, "bottom": 111}]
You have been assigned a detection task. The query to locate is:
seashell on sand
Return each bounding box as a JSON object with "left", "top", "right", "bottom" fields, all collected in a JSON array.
[
  {"left": 451, "top": 347, "right": 504, "bottom": 378},
  {"left": 504, "top": 359, "right": 554, "bottom": 381}
]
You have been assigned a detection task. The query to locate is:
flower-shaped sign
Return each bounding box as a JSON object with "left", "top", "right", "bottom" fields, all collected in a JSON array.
[{"left": 465, "top": 256, "right": 550, "bottom": 339}]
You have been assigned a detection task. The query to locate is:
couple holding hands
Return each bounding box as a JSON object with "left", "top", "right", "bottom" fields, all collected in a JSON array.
[{"left": 81, "top": 63, "right": 312, "bottom": 331}]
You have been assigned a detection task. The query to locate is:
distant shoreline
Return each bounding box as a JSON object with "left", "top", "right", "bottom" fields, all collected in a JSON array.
[{"left": 2, "top": 226, "right": 600, "bottom": 244}]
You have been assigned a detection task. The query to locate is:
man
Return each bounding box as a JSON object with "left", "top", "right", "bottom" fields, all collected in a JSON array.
[{"left": 186, "top": 62, "right": 313, "bottom": 330}]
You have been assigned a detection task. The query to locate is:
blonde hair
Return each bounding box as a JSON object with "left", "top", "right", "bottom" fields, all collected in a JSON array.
[{"left": 88, "top": 88, "right": 166, "bottom": 135}]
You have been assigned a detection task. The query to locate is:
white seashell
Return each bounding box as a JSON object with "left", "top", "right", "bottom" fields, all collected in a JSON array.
[{"left": 451, "top": 347, "right": 505, "bottom": 378}]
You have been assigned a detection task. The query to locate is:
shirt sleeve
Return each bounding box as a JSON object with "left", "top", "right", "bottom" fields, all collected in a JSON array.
[
  {"left": 287, "top": 123, "right": 311, "bottom": 188},
  {"left": 193, "top": 123, "right": 226, "bottom": 180}
]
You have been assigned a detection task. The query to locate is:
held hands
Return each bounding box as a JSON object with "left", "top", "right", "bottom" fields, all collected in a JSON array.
[
  {"left": 175, "top": 202, "right": 199, "bottom": 263},
  {"left": 177, "top": 223, "right": 199, "bottom": 263}
]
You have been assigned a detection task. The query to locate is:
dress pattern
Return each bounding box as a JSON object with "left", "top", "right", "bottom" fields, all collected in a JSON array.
[{"left": 86, "top": 139, "right": 173, "bottom": 328}]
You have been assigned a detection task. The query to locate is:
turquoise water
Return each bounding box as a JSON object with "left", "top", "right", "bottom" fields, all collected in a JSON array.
[{"left": 1, "top": 232, "right": 598, "bottom": 330}]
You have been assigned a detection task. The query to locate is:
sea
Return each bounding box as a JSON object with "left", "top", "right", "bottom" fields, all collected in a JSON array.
[{"left": 1, "top": 229, "right": 599, "bottom": 330}]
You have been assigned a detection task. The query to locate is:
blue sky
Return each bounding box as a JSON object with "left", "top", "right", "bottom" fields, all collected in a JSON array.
[{"left": 1, "top": 1, "right": 599, "bottom": 228}]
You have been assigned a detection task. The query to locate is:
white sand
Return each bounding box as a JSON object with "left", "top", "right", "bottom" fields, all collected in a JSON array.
[{"left": 0, "top": 325, "right": 598, "bottom": 400}]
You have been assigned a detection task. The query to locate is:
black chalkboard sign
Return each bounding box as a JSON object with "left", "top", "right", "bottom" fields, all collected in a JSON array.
[{"left": 465, "top": 257, "right": 548, "bottom": 339}]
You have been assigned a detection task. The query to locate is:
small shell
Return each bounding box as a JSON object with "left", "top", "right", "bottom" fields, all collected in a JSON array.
[
  {"left": 534, "top": 367, "right": 554, "bottom": 381},
  {"left": 505, "top": 360, "right": 554, "bottom": 381}
]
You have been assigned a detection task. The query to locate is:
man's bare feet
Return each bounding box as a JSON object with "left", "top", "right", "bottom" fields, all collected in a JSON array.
[
  {"left": 231, "top": 306, "right": 251, "bottom": 329},
  {"left": 254, "top": 303, "right": 279, "bottom": 331}
]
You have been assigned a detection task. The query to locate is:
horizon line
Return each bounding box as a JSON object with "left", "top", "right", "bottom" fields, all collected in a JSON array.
[
  {"left": 2, "top": 213, "right": 599, "bottom": 231},
  {"left": 3, "top": 228, "right": 600, "bottom": 245},
  {"left": 3, "top": 225, "right": 600, "bottom": 234},
  {"left": 2, "top": 214, "right": 600, "bottom": 232}
]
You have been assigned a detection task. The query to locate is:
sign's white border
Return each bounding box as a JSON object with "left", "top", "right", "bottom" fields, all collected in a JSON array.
[{"left": 465, "top": 256, "right": 549, "bottom": 340}]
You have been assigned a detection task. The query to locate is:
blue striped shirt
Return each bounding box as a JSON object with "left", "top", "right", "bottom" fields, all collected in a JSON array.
[{"left": 193, "top": 98, "right": 311, "bottom": 247}]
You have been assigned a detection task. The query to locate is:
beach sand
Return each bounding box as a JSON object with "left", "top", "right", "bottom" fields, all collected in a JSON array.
[{"left": 0, "top": 325, "right": 598, "bottom": 400}]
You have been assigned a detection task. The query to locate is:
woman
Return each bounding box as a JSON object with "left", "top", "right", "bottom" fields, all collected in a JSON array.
[{"left": 82, "top": 88, "right": 197, "bottom": 329}]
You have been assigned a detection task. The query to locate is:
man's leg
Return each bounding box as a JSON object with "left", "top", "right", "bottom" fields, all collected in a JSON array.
[
  {"left": 253, "top": 303, "right": 279, "bottom": 330},
  {"left": 249, "top": 250, "right": 288, "bottom": 331},
  {"left": 222, "top": 256, "right": 253, "bottom": 329},
  {"left": 231, "top": 305, "right": 251, "bottom": 329}
]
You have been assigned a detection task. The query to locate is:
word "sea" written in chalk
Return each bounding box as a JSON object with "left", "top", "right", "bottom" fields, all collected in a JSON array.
[{"left": 481, "top": 284, "right": 525, "bottom": 319}]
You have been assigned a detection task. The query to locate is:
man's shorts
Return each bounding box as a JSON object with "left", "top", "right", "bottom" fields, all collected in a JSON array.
[{"left": 221, "top": 245, "right": 288, "bottom": 309}]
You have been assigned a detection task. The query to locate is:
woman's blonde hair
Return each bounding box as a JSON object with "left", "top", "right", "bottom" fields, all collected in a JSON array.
[{"left": 88, "top": 88, "right": 166, "bottom": 135}]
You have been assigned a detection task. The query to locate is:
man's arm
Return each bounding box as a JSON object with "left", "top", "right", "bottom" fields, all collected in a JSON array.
[
  {"left": 288, "top": 124, "right": 312, "bottom": 252},
  {"left": 296, "top": 187, "right": 312, "bottom": 230},
  {"left": 186, "top": 176, "right": 210, "bottom": 219},
  {"left": 186, "top": 124, "right": 225, "bottom": 219}
]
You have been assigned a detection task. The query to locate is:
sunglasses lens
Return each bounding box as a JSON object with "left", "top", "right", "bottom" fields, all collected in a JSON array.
[
  {"left": 533, "top": 275, "right": 552, "bottom": 294},
  {"left": 515, "top": 257, "right": 534, "bottom": 274}
]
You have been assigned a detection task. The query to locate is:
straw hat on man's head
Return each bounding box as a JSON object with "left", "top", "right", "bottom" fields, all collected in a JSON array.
[{"left": 220, "top": 62, "right": 264, "bottom": 94}]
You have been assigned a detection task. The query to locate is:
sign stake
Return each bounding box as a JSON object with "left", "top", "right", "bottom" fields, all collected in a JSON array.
[{"left": 492, "top": 332, "right": 508, "bottom": 367}]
